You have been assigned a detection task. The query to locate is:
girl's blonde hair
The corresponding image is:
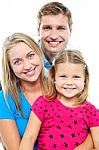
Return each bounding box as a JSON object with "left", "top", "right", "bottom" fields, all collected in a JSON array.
[
  {"left": 2, "top": 32, "right": 48, "bottom": 115},
  {"left": 47, "top": 50, "right": 89, "bottom": 105}
]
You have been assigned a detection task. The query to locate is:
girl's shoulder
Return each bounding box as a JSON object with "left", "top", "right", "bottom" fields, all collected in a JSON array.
[
  {"left": 31, "top": 95, "right": 54, "bottom": 110},
  {"left": 34, "top": 95, "right": 56, "bottom": 105},
  {"left": 81, "top": 101, "right": 99, "bottom": 116},
  {"left": 33, "top": 96, "right": 46, "bottom": 105},
  {"left": 85, "top": 101, "right": 99, "bottom": 110}
]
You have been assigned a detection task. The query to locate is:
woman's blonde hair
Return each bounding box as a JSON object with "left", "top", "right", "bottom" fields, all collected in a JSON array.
[
  {"left": 2, "top": 32, "right": 48, "bottom": 114},
  {"left": 47, "top": 50, "right": 89, "bottom": 105}
]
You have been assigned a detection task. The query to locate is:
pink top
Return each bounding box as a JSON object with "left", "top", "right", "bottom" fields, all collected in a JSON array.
[{"left": 31, "top": 96, "right": 99, "bottom": 150}]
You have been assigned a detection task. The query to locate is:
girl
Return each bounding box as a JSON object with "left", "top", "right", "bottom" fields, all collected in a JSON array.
[{"left": 19, "top": 50, "right": 98, "bottom": 150}]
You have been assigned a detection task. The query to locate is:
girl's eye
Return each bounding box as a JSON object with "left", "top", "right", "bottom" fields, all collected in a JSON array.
[
  {"left": 73, "top": 75, "right": 80, "bottom": 79},
  {"left": 59, "top": 75, "right": 66, "bottom": 78}
]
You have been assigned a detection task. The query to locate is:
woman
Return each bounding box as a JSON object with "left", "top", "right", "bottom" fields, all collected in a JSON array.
[{"left": 0, "top": 32, "right": 48, "bottom": 150}]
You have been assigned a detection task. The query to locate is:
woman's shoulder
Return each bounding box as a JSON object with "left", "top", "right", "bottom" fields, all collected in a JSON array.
[
  {"left": 0, "top": 90, "right": 16, "bottom": 109},
  {"left": 0, "top": 89, "right": 4, "bottom": 94},
  {"left": 0, "top": 90, "right": 5, "bottom": 100},
  {"left": 0, "top": 90, "right": 15, "bottom": 119}
]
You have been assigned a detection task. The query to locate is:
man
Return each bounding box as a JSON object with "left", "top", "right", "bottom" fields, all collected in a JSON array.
[
  {"left": 0, "top": 2, "right": 72, "bottom": 89},
  {"left": 37, "top": 2, "right": 72, "bottom": 69}
]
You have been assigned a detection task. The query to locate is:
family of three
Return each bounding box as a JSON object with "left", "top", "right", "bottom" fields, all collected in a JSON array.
[{"left": 0, "top": 2, "right": 99, "bottom": 150}]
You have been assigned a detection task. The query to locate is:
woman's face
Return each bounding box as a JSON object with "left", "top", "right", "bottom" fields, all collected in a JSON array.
[{"left": 9, "top": 42, "right": 42, "bottom": 83}]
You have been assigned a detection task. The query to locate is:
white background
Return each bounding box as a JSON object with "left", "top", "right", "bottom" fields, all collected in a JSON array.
[{"left": 0, "top": 0, "right": 99, "bottom": 148}]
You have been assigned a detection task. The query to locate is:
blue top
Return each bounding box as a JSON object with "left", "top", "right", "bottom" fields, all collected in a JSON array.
[
  {"left": 0, "top": 90, "right": 37, "bottom": 150},
  {"left": 44, "top": 57, "right": 52, "bottom": 70}
]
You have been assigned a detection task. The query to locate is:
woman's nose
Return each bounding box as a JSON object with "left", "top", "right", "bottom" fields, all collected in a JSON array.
[{"left": 23, "top": 60, "right": 32, "bottom": 70}]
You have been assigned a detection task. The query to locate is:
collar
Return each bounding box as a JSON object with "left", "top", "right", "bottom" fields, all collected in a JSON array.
[{"left": 44, "top": 57, "right": 52, "bottom": 69}]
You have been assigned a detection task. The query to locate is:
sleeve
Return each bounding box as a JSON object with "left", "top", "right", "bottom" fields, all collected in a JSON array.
[
  {"left": 0, "top": 90, "right": 15, "bottom": 119},
  {"left": 89, "top": 103, "right": 99, "bottom": 128},
  {"left": 31, "top": 96, "right": 45, "bottom": 122}
]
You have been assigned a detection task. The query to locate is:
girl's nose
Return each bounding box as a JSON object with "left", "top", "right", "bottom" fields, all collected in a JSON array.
[{"left": 65, "top": 78, "right": 73, "bottom": 85}]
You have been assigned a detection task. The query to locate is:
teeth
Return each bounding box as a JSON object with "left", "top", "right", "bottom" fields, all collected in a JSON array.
[
  {"left": 33, "top": 67, "right": 36, "bottom": 70},
  {"left": 66, "top": 89, "right": 73, "bottom": 91},
  {"left": 64, "top": 88, "right": 75, "bottom": 91},
  {"left": 26, "top": 70, "right": 34, "bottom": 75},
  {"left": 49, "top": 41, "right": 60, "bottom": 44}
]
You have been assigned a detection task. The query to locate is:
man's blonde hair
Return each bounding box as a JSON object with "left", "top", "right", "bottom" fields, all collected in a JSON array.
[{"left": 37, "top": 2, "right": 73, "bottom": 31}]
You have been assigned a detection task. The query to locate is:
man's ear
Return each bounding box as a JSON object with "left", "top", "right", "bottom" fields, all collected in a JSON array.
[
  {"left": 38, "top": 28, "right": 40, "bottom": 36},
  {"left": 70, "top": 27, "right": 72, "bottom": 35}
]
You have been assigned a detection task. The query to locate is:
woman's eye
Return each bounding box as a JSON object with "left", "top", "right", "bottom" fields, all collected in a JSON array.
[
  {"left": 14, "top": 59, "right": 21, "bottom": 65},
  {"left": 28, "top": 53, "right": 35, "bottom": 58}
]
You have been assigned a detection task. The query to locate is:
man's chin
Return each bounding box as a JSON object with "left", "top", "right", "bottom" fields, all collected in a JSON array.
[{"left": 47, "top": 48, "right": 62, "bottom": 53}]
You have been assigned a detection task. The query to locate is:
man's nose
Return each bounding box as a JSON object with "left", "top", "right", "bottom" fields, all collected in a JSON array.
[{"left": 50, "top": 29, "right": 59, "bottom": 39}]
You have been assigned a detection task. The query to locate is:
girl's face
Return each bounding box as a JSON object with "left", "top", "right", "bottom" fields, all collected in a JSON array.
[
  {"left": 55, "top": 62, "right": 85, "bottom": 102},
  {"left": 9, "top": 42, "right": 42, "bottom": 83}
]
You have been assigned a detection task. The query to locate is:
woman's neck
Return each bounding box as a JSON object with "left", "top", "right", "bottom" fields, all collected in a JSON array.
[
  {"left": 20, "top": 79, "right": 43, "bottom": 105},
  {"left": 21, "top": 80, "right": 41, "bottom": 92}
]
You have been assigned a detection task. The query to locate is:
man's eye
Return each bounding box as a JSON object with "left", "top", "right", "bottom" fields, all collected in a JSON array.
[
  {"left": 57, "top": 27, "right": 66, "bottom": 30},
  {"left": 43, "top": 26, "right": 51, "bottom": 30}
]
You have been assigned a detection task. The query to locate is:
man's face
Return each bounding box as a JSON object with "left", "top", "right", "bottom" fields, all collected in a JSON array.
[{"left": 38, "top": 14, "right": 71, "bottom": 56}]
